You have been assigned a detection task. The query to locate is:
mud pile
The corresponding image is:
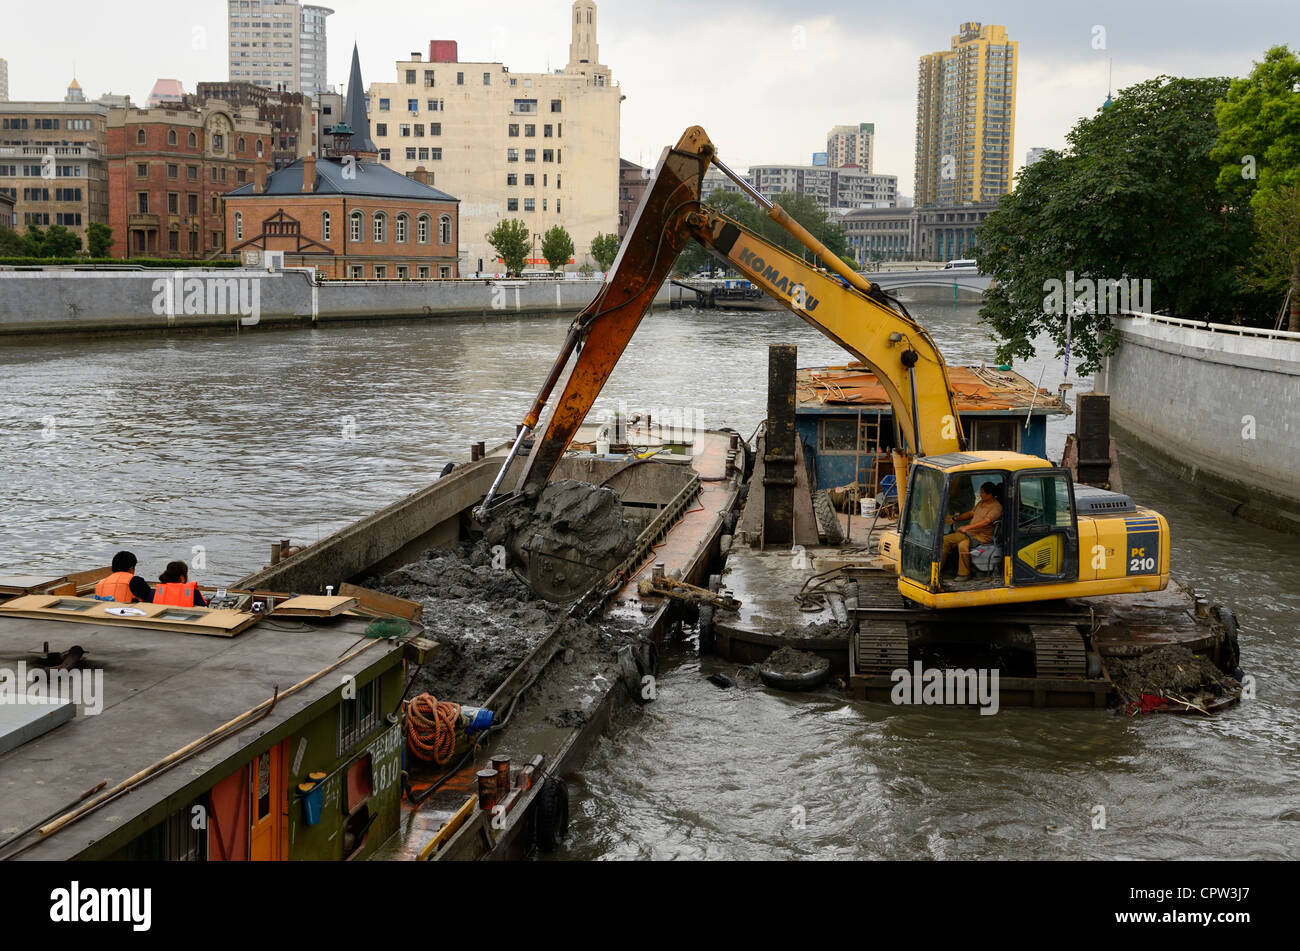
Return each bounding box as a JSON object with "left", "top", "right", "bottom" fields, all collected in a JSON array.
[
  {"left": 483, "top": 479, "right": 638, "bottom": 581},
  {"left": 762, "top": 645, "right": 830, "bottom": 675},
  {"left": 1106, "top": 645, "right": 1239, "bottom": 701},
  {"left": 372, "top": 541, "right": 641, "bottom": 714}
]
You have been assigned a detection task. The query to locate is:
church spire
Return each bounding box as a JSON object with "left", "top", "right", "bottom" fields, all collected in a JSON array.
[{"left": 340, "top": 43, "right": 378, "bottom": 157}]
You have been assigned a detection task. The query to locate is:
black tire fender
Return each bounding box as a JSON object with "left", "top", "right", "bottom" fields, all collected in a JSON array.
[{"left": 535, "top": 776, "right": 570, "bottom": 853}]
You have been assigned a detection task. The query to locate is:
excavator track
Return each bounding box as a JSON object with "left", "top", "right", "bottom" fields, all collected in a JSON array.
[
  {"left": 1030, "top": 624, "right": 1089, "bottom": 679},
  {"left": 855, "top": 621, "right": 910, "bottom": 676}
]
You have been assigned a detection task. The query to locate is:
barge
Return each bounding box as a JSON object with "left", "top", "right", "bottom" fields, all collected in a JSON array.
[{"left": 0, "top": 422, "right": 744, "bottom": 862}]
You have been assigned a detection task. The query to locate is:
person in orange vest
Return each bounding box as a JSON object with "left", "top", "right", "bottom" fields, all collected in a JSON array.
[
  {"left": 93, "top": 551, "right": 154, "bottom": 603},
  {"left": 154, "top": 560, "right": 207, "bottom": 607}
]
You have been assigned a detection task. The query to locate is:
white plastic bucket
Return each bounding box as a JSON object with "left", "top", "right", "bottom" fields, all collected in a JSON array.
[{"left": 860, "top": 497, "right": 877, "bottom": 518}]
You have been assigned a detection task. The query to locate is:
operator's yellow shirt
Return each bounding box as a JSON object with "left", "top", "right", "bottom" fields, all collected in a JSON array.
[{"left": 968, "top": 499, "right": 1003, "bottom": 544}]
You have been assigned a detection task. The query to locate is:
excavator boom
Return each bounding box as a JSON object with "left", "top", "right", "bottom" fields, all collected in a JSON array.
[{"left": 478, "top": 125, "right": 964, "bottom": 518}]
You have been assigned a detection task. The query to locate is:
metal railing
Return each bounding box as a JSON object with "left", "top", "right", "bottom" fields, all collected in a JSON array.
[{"left": 1120, "top": 310, "right": 1300, "bottom": 342}]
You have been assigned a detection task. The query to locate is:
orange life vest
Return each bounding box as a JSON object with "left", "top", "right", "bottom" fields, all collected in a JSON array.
[
  {"left": 154, "top": 581, "right": 199, "bottom": 607},
  {"left": 94, "top": 571, "right": 138, "bottom": 603}
]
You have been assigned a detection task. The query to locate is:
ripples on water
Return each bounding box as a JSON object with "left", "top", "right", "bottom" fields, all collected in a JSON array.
[{"left": 3, "top": 302, "right": 1296, "bottom": 860}]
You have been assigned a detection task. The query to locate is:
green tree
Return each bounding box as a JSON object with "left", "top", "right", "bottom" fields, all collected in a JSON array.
[
  {"left": 1240, "top": 183, "right": 1300, "bottom": 330},
  {"left": 87, "top": 222, "right": 114, "bottom": 258},
  {"left": 976, "top": 76, "right": 1257, "bottom": 376},
  {"left": 589, "top": 231, "right": 620, "bottom": 271},
  {"left": 540, "top": 224, "right": 574, "bottom": 271},
  {"left": 486, "top": 218, "right": 530, "bottom": 276},
  {"left": 1212, "top": 46, "right": 1300, "bottom": 206},
  {"left": 0, "top": 225, "right": 23, "bottom": 256}
]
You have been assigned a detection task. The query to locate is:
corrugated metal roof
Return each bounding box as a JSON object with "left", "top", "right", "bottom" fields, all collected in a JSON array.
[{"left": 796, "top": 363, "right": 1067, "bottom": 414}]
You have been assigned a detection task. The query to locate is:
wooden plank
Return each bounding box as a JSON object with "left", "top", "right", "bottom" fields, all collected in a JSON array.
[
  {"left": 0, "top": 574, "right": 69, "bottom": 595},
  {"left": 338, "top": 583, "right": 422, "bottom": 622},
  {"left": 273, "top": 595, "right": 358, "bottom": 617}
]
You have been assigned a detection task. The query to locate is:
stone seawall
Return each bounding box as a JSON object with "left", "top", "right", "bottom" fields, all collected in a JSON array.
[
  {"left": 1097, "top": 313, "right": 1300, "bottom": 532},
  {"left": 0, "top": 268, "right": 682, "bottom": 340}
]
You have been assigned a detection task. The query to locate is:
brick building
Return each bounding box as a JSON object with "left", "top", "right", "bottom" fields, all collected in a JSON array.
[
  {"left": 224, "top": 152, "right": 459, "bottom": 278},
  {"left": 106, "top": 100, "right": 271, "bottom": 258},
  {"left": 194, "top": 82, "right": 315, "bottom": 169},
  {"left": 617, "top": 158, "right": 649, "bottom": 237}
]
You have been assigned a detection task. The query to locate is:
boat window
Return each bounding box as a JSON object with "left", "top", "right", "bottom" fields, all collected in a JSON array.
[
  {"left": 157, "top": 609, "right": 203, "bottom": 622},
  {"left": 49, "top": 598, "right": 97, "bottom": 612},
  {"left": 971, "top": 418, "right": 1018, "bottom": 452},
  {"left": 819, "top": 418, "right": 857, "bottom": 451}
]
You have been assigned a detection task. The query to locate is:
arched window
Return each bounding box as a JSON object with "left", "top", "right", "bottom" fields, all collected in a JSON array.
[
  {"left": 321, "top": 211, "right": 331, "bottom": 242},
  {"left": 417, "top": 214, "right": 430, "bottom": 244},
  {"left": 373, "top": 212, "right": 386, "bottom": 243},
  {"left": 256, "top": 140, "right": 264, "bottom": 158},
  {"left": 167, "top": 129, "right": 176, "bottom": 146},
  {"left": 438, "top": 214, "right": 451, "bottom": 245},
  {"left": 234, "top": 212, "right": 243, "bottom": 241},
  {"left": 136, "top": 128, "right": 145, "bottom": 144},
  {"left": 394, "top": 213, "right": 408, "bottom": 243},
  {"left": 237, "top": 137, "right": 246, "bottom": 153},
  {"left": 188, "top": 131, "right": 197, "bottom": 147},
  {"left": 350, "top": 210, "right": 364, "bottom": 242}
]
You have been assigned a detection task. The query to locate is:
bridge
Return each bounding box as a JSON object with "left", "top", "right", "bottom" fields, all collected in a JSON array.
[{"left": 861, "top": 269, "right": 991, "bottom": 294}]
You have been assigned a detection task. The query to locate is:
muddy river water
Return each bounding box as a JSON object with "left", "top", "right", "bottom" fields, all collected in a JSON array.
[{"left": 3, "top": 302, "right": 1297, "bottom": 860}]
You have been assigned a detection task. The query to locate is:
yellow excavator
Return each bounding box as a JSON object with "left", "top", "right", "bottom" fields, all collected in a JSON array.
[{"left": 479, "top": 126, "right": 1170, "bottom": 610}]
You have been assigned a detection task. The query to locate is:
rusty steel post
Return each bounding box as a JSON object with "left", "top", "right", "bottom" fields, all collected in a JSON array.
[{"left": 763, "top": 344, "right": 797, "bottom": 548}]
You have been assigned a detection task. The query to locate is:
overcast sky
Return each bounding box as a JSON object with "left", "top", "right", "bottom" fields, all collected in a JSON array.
[{"left": 8, "top": 0, "right": 1293, "bottom": 195}]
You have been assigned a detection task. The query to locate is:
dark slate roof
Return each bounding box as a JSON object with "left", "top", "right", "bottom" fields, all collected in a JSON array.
[
  {"left": 225, "top": 157, "right": 459, "bottom": 202},
  {"left": 341, "top": 44, "right": 378, "bottom": 155}
]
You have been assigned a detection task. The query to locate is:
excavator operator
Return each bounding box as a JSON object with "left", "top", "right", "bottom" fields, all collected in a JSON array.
[{"left": 942, "top": 482, "right": 1003, "bottom": 578}]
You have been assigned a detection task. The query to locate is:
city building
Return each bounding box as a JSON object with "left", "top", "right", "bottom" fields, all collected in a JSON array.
[
  {"left": 0, "top": 190, "right": 15, "bottom": 229},
  {"left": 0, "top": 58, "right": 8, "bottom": 101},
  {"left": 367, "top": 1, "right": 621, "bottom": 273},
  {"left": 313, "top": 85, "right": 343, "bottom": 155},
  {"left": 146, "top": 79, "right": 186, "bottom": 107},
  {"left": 827, "top": 123, "right": 873, "bottom": 171},
  {"left": 915, "top": 200, "right": 999, "bottom": 261},
  {"left": 227, "top": 0, "right": 333, "bottom": 96},
  {"left": 618, "top": 158, "right": 649, "bottom": 236},
  {"left": 0, "top": 97, "right": 109, "bottom": 246},
  {"left": 225, "top": 115, "right": 460, "bottom": 279},
  {"left": 841, "top": 206, "right": 918, "bottom": 265},
  {"left": 701, "top": 166, "right": 746, "bottom": 202},
  {"left": 748, "top": 164, "right": 897, "bottom": 212},
  {"left": 195, "top": 81, "right": 314, "bottom": 169},
  {"left": 63, "top": 78, "right": 87, "bottom": 104},
  {"left": 914, "top": 22, "right": 1017, "bottom": 206},
  {"left": 1025, "top": 146, "right": 1047, "bottom": 167},
  {"left": 105, "top": 100, "right": 271, "bottom": 258}
]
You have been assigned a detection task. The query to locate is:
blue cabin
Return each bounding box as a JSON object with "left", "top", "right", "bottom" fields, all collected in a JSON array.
[{"left": 795, "top": 363, "right": 1069, "bottom": 494}]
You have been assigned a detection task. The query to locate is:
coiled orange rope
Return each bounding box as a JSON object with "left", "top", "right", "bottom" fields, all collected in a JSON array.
[{"left": 405, "top": 694, "right": 461, "bottom": 765}]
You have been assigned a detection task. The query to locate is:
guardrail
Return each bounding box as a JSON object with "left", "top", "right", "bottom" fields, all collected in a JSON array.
[{"left": 1120, "top": 310, "right": 1300, "bottom": 342}]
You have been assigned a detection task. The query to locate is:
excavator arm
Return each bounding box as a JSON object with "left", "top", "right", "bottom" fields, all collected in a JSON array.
[{"left": 478, "top": 126, "right": 965, "bottom": 521}]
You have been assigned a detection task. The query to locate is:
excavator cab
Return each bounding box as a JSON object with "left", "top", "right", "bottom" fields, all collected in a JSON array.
[{"left": 892, "top": 451, "right": 1166, "bottom": 609}]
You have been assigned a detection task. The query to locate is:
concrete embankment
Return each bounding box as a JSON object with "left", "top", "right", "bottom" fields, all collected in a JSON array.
[
  {"left": 0, "top": 268, "right": 683, "bottom": 341},
  {"left": 1098, "top": 312, "right": 1300, "bottom": 532}
]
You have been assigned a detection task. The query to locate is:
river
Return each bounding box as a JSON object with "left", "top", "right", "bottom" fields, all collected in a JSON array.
[{"left": 3, "top": 301, "right": 1296, "bottom": 860}]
